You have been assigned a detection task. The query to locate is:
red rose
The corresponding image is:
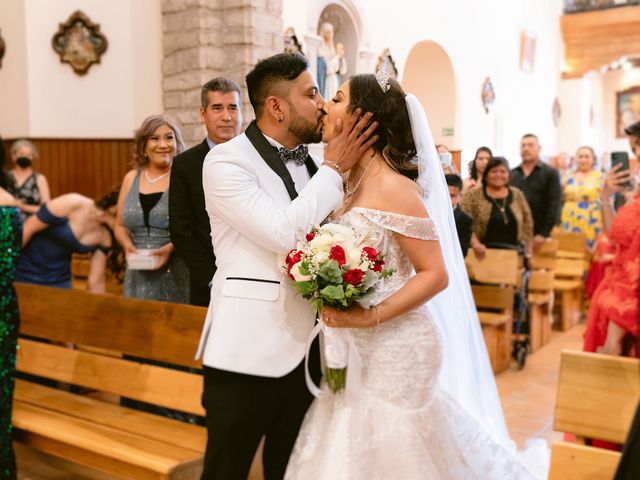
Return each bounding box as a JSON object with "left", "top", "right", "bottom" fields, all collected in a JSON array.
[
  {"left": 362, "top": 246, "right": 379, "bottom": 262},
  {"left": 306, "top": 232, "right": 316, "bottom": 242},
  {"left": 372, "top": 261, "right": 384, "bottom": 273},
  {"left": 329, "top": 245, "right": 347, "bottom": 267},
  {"left": 343, "top": 269, "right": 364, "bottom": 286},
  {"left": 286, "top": 250, "right": 303, "bottom": 270}
]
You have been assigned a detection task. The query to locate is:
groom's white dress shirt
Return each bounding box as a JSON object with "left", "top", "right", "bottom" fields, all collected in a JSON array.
[{"left": 196, "top": 131, "right": 343, "bottom": 378}]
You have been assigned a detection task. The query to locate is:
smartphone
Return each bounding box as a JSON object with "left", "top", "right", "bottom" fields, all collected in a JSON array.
[{"left": 611, "top": 151, "right": 632, "bottom": 188}]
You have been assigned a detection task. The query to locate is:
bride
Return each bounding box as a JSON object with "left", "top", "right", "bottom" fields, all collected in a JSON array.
[{"left": 284, "top": 73, "right": 545, "bottom": 479}]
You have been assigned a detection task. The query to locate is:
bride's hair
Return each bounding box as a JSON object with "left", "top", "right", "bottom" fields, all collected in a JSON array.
[{"left": 348, "top": 74, "right": 418, "bottom": 180}]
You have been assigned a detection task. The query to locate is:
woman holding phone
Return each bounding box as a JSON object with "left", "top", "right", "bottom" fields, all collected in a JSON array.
[{"left": 583, "top": 143, "right": 639, "bottom": 357}]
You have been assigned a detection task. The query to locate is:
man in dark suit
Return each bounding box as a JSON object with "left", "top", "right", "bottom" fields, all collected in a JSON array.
[
  {"left": 169, "top": 78, "right": 242, "bottom": 306},
  {"left": 446, "top": 173, "right": 472, "bottom": 257}
]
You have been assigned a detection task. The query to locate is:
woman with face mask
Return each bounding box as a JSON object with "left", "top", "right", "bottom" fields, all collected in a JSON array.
[{"left": 7, "top": 139, "right": 51, "bottom": 219}]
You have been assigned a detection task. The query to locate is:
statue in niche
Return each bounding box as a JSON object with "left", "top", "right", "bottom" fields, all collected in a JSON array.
[
  {"left": 284, "top": 26, "right": 303, "bottom": 56},
  {"left": 317, "top": 22, "right": 347, "bottom": 100},
  {"left": 375, "top": 48, "right": 398, "bottom": 79},
  {"left": 52, "top": 10, "right": 108, "bottom": 75}
]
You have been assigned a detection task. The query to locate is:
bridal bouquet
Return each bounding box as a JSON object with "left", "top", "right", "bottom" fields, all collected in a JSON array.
[{"left": 283, "top": 223, "right": 393, "bottom": 392}]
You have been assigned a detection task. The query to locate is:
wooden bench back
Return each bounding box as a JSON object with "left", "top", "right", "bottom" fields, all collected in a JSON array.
[
  {"left": 466, "top": 249, "right": 519, "bottom": 286},
  {"left": 15, "top": 283, "right": 208, "bottom": 416},
  {"left": 554, "top": 350, "right": 640, "bottom": 444},
  {"left": 16, "top": 282, "right": 206, "bottom": 368},
  {"left": 555, "top": 257, "right": 584, "bottom": 278},
  {"left": 552, "top": 231, "right": 587, "bottom": 255},
  {"left": 471, "top": 285, "right": 514, "bottom": 310}
]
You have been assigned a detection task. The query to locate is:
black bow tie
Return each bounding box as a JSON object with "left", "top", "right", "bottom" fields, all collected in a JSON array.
[{"left": 278, "top": 145, "right": 309, "bottom": 166}]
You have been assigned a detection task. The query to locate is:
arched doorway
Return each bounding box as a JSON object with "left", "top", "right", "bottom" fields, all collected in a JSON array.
[
  {"left": 316, "top": 3, "right": 359, "bottom": 78},
  {"left": 403, "top": 41, "right": 460, "bottom": 158}
]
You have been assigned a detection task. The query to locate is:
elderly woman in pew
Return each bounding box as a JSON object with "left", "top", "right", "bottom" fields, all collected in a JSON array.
[
  {"left": 15, "top": 189, "right": 120, "bottom": 293},
  {"left": 583, "top": 142, "right": 640, "bottom": 358},
  {"left": 0, "top": 160, "right": 22, "bottom": 478},
  {"left": 460, "top": 157, "right": 534, "bottom": 259},
  {"left": 114, "top": 115, "right": 189, "bottom": 303}
]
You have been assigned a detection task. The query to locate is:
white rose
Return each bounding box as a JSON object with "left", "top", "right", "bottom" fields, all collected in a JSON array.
[{"left": 290, "top": 261, "right": 311, "bottom": 282}]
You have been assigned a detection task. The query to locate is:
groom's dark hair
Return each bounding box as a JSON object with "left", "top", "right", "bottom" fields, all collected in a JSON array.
[{"left": 246, "top": 53, "right": 309, "bottom": 117}]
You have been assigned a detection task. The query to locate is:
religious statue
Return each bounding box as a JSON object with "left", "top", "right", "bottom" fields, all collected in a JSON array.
[{"left": 317, "top": 22, "right": 347, "bottom": 100}]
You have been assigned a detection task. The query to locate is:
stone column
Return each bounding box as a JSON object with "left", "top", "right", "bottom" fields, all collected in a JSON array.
[{"left": 162, "top": 0, "right": 284, "bottom": 146}]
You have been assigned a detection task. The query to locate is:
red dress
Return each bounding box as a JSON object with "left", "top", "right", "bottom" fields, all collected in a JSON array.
[
  {"left": 584, "top": 233, "right": 615, "bottom": 299},
  {"left": 583, "top": 196, "right": 640, "bottom": 355}
]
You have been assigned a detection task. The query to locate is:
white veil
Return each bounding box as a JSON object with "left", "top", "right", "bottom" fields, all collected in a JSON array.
[{"left": 405, "top": 93, "right": 512, "bottom": 447}]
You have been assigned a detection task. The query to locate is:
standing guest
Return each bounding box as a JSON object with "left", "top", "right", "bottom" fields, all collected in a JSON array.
[
  {"left": 461, "top": 157, "right": 533, "bottom": 259},
  {"left": 549, "top": 151, "right": 571, "bottom": 188},
  {"left": 560, "top": 146, "right": 603, "bottom": 250},
  {"left": 6, "top": 139, "right": 50, "bottom": 218},
  {"left": 583, "top": 146, "right": 639, "bottom": 357},
  {"left": 0, "top": 166, "right": 21, "bottom": 479},
  {"left": 115, "top": 115, "right": 189, "bottom": 303},
  {"left": 169, "top": 78, "right": 242, "bottom": 307},
  {"left": 446, "top": 173, "right": 473, "bottom": 257},
  {"left": 463, "top": 146, "right": 492, "bottom": 192},
  {"left": 510, "top": 133, "right": 561, "bottom": 252},
  {"left": 16, "top": 191, "right": 117, "bottom": 293}
]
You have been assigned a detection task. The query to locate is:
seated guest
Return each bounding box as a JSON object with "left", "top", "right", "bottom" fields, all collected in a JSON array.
[
  {"left": 115, "top": 114, "right": 189, "bottom": 303},
  {"left": 170, "top": 77, "right": 242, "bottom": 307},
  {"left": 561, "top": 146, "right": 603, "bottom": 250},
  {"left": 461, "top": 157, "right": 533, "bottom": 259},
  {"left": 16, "top": 191, "right": 117, "bottom": 292},
  {"left": 463, "top": 146, "right": 492, "bottom": 192},
  {"left": 7, "top": 139, "right": 50, "bottom": 218},
  {"left": 446, "top": 173, "right": 473, "bottom": 257}
]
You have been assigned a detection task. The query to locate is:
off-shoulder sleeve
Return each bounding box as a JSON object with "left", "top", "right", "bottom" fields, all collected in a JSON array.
[{"left": 356, "top": 208, "right": 439, "bottom": 241}]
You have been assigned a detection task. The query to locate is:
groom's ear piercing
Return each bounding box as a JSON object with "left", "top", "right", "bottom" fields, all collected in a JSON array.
[{"left": 278, "top": 116, "right": 283, "bottom": 123}]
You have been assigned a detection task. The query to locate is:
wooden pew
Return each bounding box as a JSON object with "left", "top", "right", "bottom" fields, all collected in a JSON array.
[
  {"left": 549, "top": 350, "right": 640, "bottom": 479},
  {"left": 527, "top": 239, "right": 558, "bottom": 352},
  {"left": 467, "top": 249, "right": 519, "bottom": 374},
  {"left": 551, "top": 231, "right": 587, "bottom": 331},
  {"left": 13, "top": 283, "right": 208, "bottom": 479}
]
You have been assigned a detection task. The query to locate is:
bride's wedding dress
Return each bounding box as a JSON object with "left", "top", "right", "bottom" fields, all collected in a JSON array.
[{"left": 285, "top": 207, "right": 538, "bottom": 480}]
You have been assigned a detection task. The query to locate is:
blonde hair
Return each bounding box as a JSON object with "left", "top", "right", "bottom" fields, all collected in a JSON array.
[{"left": 132, "top": 115, "right": 185, "bottom": 168}]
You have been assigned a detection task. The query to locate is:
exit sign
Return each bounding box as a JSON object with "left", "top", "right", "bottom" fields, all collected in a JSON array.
[{"left": 442, "top": 128, "right": 454, "bottom": 136}]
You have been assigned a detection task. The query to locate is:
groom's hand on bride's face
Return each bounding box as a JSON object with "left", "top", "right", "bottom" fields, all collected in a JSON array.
[{"left": 324, "top": 108, "right": 379, "bottom": 173}]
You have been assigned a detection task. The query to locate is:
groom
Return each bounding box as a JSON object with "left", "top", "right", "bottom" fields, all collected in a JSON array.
[{"left": 196, "top": 53, "right": 378, "bottom": 479}]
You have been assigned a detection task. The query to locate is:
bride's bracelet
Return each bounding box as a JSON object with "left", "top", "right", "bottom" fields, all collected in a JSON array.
[
  {"left": 322, "top": 160, "right": 343, "bottom": 175},
  {"left": 372, "top": 305, "right": 381, "bottom": 328}
]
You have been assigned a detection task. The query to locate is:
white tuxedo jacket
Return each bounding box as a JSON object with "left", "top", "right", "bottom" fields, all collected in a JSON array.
[{"left": 195, "top": 131, "right": 343, "bottom": 377}]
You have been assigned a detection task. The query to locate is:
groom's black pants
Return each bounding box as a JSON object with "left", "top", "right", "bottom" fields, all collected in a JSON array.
[{"left": 201, "top": 357, "right": 317, "bottom": 480}]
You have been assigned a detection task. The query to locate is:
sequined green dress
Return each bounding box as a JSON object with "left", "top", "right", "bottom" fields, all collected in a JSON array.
[{"left": 0, "top": 206, "right": 21, "bottom": 479}]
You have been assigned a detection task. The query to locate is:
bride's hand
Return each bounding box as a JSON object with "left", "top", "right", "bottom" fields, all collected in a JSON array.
[{"left": 322, "top": 304, "right": 377, "bottom": 329}]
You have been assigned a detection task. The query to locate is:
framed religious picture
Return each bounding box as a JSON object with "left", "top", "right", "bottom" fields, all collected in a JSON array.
[
  {"left": 616, "top": 86, "right": 640, "bottom": 138},
  {"left": 519, "top": 31, "right": 536, "bottom": 73},
  {"left": 52, "top": 10, "right": 108, "bottom": 75}
]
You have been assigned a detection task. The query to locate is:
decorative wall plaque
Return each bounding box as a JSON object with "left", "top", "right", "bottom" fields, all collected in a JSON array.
[
  {"left": 52, "top": 10, "right": 107, "bottom": 75},
  {"left": 0, "top": 29, "right": 5, "bottom": 68}
]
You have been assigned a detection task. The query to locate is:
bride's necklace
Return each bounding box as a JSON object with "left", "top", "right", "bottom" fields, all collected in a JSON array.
[
  {"left": 144, "top": 168, "right": 170, "bottom": 184},
  {"left": 344, "top": 157, "right": 376, "bottom": 203}
]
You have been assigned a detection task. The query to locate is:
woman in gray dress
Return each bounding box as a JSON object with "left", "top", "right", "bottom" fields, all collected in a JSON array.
[{"left": 115, "top": 114, "right": 189, "bottom": 303}]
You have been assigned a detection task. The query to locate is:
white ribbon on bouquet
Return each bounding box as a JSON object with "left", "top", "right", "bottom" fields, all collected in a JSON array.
[{"left": 304, "top": 321, "right": 363, "bottom": 402}]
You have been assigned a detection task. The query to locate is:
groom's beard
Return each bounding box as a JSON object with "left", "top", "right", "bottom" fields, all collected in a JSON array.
[{"left": 288, "top": 105, "right": 323, "bottom": 145}]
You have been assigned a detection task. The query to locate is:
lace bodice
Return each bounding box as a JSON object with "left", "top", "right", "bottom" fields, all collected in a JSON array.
[
  {"left": 334, "top": 207, "right": 438, "bottom": 308},
  {"left": 287, "top": 207, "right": 539, "bottom": 479}
]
